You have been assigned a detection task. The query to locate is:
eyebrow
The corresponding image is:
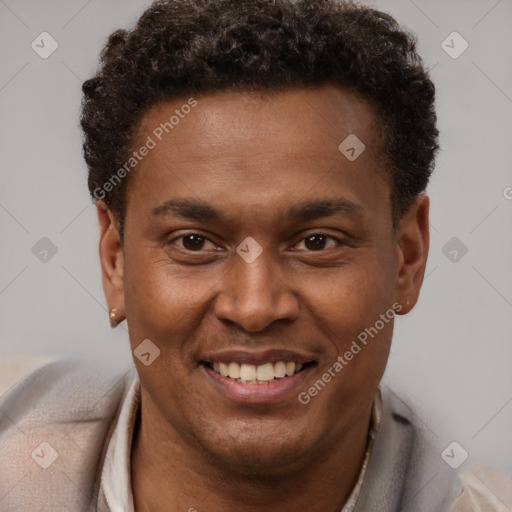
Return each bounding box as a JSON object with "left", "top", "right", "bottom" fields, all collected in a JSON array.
[
  {"left": 288, "top": 198, "right": 364, "bottom": 222},
  {"left": 150, "top": 198, "right": 364, "bottom": 223}
]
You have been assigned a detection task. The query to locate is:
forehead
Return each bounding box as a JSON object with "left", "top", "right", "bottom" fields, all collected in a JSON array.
[
  {"left": 126, "top": 84, "right": 389, "bottom": 225},
  {"left": 135, "top": 84, "right": 380, "bottom": 160}
]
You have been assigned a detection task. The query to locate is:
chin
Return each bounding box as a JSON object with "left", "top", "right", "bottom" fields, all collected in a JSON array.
[{"left": 195, "top": 421, "right": 317, "bottom": 476}]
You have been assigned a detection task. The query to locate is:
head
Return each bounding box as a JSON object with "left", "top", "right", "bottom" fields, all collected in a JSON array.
[{"left": 81, "top": 0, "right": 435, "bottom": 473}]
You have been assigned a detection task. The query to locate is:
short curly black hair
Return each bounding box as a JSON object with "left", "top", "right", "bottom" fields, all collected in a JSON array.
[{"left": 80, "top": 0, "right": 438, "bottom": 241}]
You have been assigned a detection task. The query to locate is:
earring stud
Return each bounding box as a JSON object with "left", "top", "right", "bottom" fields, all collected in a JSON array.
[{"left": 109, "top": 307, "right": 119, "bottom": 328}]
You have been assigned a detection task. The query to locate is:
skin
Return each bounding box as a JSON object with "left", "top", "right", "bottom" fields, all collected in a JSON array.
[{"left": 97, "top": 83, "right": 429, "bottom": 512}]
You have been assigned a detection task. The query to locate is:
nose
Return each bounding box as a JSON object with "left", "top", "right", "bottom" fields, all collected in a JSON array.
[{"left": 213, "top": 247, "right": 300, "bottom": 332}]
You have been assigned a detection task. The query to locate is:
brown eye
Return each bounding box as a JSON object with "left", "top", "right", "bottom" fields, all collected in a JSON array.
[
  {"left": 182, "top": 234, "right": 206, "bottom": 250},
  {"left": 290, "top": 232, "right": 348, "bottom": 252},
  {"left": 297, "top": 233, "right": 343, "bottom": 251},
  {"left": 304, "top": 234, "right": 329, "bottom": 250},
  {"left": 170, "top": 233, "right": 218, "bottom": 252}
]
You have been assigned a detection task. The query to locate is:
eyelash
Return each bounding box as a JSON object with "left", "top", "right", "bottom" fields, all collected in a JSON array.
[{"left": 167, "top": 232, "right": 346, "bottom": 252}]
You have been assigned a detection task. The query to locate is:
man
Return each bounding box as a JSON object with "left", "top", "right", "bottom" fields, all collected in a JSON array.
[{"left": 0, "top": 0, "right": 510, "bottom": 510}]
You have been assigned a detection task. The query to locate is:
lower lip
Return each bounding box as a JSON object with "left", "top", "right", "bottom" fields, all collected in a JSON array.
[{"left": 202, "top": 364, "right": 314, "bottom": 404}]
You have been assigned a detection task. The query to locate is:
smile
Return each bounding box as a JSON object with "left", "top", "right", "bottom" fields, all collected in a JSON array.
[
  {"left": 199, "top": 349, "right": 317, "bottom": 402},
  {"left": 207, "top": 361, "right": 310, "bottom": 384}
]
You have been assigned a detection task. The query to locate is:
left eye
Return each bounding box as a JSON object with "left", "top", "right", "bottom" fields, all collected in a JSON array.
[{"left": 293, "top": 233, "right": 341, "bottom": 251}]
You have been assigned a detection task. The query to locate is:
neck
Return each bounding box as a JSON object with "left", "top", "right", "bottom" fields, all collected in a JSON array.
[{"left": 131, "top": 398, "right": 372, "bottom": 512}]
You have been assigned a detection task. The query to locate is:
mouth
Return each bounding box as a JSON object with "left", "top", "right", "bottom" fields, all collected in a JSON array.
[
  {"left": 199, "top": 350, "right": 317, "bottom": 403},
  {"left": 201, "top": 360, "right": 316, "bottom": 384}
]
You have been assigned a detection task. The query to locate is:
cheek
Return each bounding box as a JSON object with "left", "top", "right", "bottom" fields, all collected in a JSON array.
[
  {"left": 123, "top": 253, "right": 214, "bottom": 332},
  {"left": 309, "top": 255, "right": 393, "bottom": 324},
  {"left": 122, "top": 260, "right": 201, "bottom": 410},
  {"left": 305, "top": 253, "right": 396, "bottom": 375}
]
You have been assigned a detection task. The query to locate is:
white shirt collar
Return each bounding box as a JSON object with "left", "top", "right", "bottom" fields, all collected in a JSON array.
[
  {"left": 100, "top": 373, "right": 140, "bottom": 512},
  {"left": 99, "top": 378, "right": 382, "bottom": 512}
]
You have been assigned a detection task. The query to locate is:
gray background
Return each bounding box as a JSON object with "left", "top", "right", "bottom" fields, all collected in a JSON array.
[{"left": 1, "top": 0, "right": 511, "bottom": 475}]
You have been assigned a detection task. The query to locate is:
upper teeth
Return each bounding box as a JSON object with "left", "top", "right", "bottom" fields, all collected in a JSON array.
[{"left": 212, "top": 361, "right": 303, "bottom": 383}]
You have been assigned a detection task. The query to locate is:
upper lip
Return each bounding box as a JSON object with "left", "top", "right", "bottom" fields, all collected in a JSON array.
[{"left": 200, "top": 349, "right": 316, "bottom": 366}]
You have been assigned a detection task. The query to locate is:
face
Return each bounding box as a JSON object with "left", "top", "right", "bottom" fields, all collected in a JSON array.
[{"left": 98, "top": 84, "right": 429, "bottom": 474}]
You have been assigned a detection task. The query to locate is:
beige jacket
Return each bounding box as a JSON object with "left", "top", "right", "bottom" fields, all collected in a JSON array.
[{"left": 0, "top": 359, "right": 502, "bottom": 511}]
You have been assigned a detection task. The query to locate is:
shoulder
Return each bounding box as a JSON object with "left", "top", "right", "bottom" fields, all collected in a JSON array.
[
  {"left": 384, "top": 387, "right": 463, "bottom": 511},
  {"left": 449, "top": 464, "right": 512, "bottom": 512},
  {"left": 359, "top": 387, "right": 512, "bottom": 512},
  {"left": 0, "top": 359, "right": 136, "bottom": 511},
  {"left": 356, "top": 386, "right": 463, "bottom": 512}
]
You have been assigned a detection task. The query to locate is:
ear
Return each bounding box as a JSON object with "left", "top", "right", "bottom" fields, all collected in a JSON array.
[
  {"left": 97, "top": 200, "right": 125, "bottom": 326},
  {"left": 395, "top": 193, "right": 430, "bottom": 314}
]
